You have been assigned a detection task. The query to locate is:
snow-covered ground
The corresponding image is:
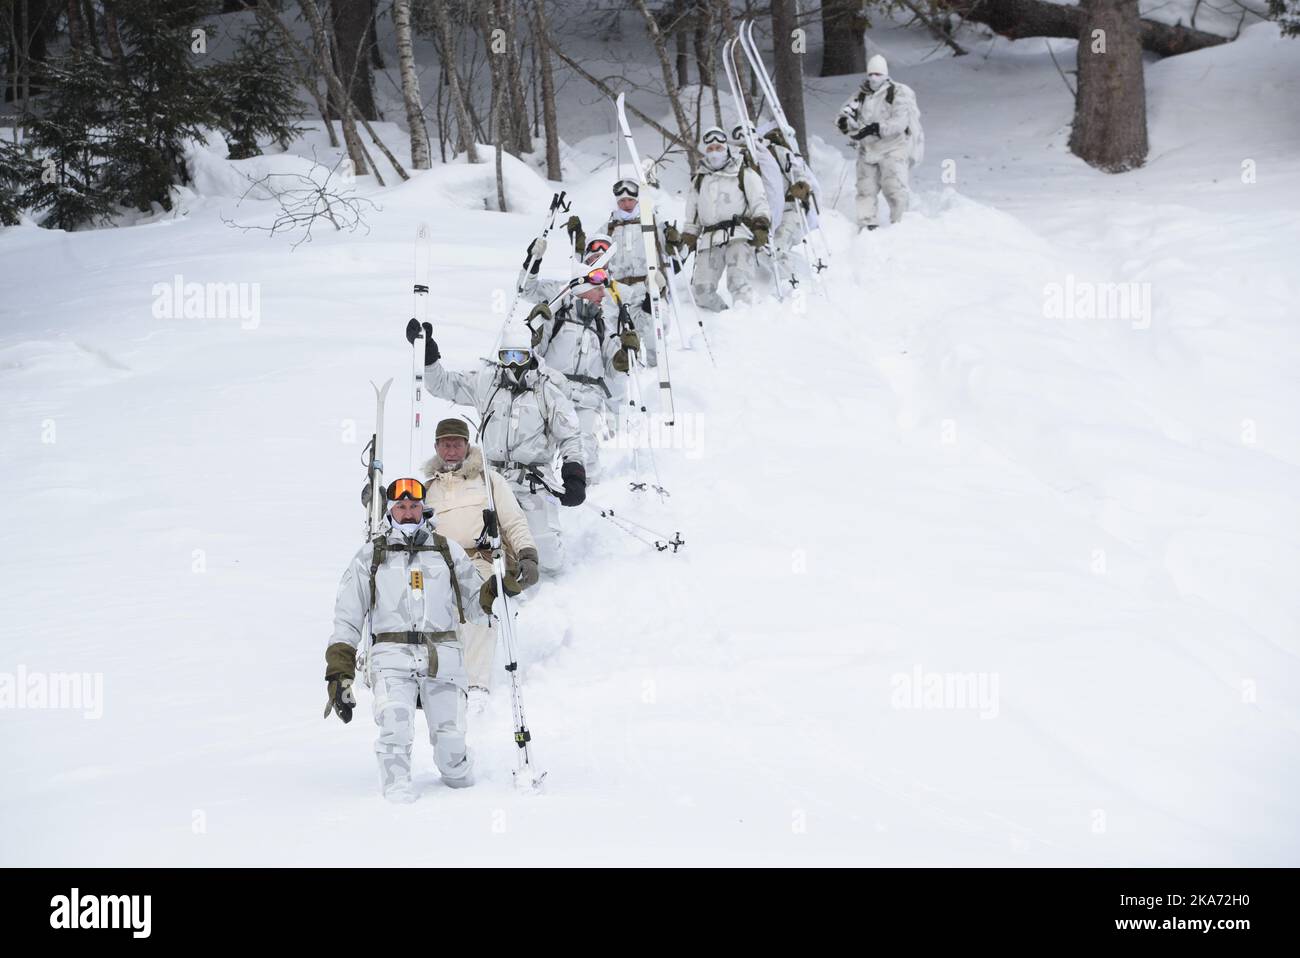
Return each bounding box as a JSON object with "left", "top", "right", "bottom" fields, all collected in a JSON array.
[{"left": 1, "top": 13, "right": 1296, "bottom": 866}]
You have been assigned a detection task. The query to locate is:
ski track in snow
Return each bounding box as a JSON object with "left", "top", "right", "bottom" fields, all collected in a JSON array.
[{"left": 0, "top": 16, "right": 1297, "bottom": 866}]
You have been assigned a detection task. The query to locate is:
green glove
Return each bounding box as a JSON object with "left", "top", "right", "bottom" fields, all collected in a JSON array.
[
  {"left": 323, "top": 642, "right": 357, "bottom": 723},
  {"left": 788, "top": 180, "right": 811, "bottom": 201},
  {"left": 512, "top": 547, "right": 540, "bottom": 590},
  {"left": 479, "top": 574, "right": 523, "bottom": 615},
  {"left": 749, "top": 223, "right": 769, "bottom": 248},
  {"left": 566, "top": 214, "right": 585, "bottom": 255},
  {"left": 681, "top": 231, "right": 698, "bottom": 253},
  {"left": 664, "top": 224, "right": 681, "bottom": 252},
  {"left": 620, "top": 329, "right": 641, "bottom": 352}
]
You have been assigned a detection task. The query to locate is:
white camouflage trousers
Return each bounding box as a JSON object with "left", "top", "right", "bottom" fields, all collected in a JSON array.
[
  {"left": 516, "top": 484, "right": 564, "bottom": 573},
  {"left": 772, "top": 202, "right": 806, "bottom": 276},
  {"left": 691, "top": 239, "right": 758, "bottom": 311},
  {"left": 371, "top": 640, "right": 472, "bottom": 794},
  {"left": 568, "top": 381, "right": 613, "bottom": 482},
  {"left": 856, "top": 153, "right": 910, "bottom": 227}
]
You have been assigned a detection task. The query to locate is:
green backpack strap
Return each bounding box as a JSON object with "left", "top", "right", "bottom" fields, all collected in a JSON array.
[
  {"left": 429, "top": 531, "right": 466, "bottom": 625},
  {"left": 368, "top": 539, "right": 386, "bottom": 611}
]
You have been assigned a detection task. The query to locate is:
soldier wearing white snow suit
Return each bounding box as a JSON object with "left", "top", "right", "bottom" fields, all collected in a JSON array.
[
  {"left": 679, "top": 126, "right": 771, "bottom": 311},
  {"left": 599, "top": 179, "right": 670, "bottom": 368},
  {"left": 836, "top": 55, "right": 922, "bottom": 230},
  {"left": 406, "top": 318, "right": 586, "bottom": 574},
  {"left": 324, "top": 478, "right": 494, "bottom": 803},
  {"left": 519, "top": 235, "right": 642, "bottom": 479},
  {"left": 758, "top": 122, "right": 816, "bottom": 271},
  {"left": 422, "top": 418, "right": 537, "bottom": 713}
]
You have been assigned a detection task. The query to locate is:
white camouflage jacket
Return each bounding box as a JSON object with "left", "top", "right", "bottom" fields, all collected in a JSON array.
[
  {"left": 838, "top": 80, "right": 919, "bottom": 164},
  {"left": 425, "top": 357, "right": 584, "bottom": 488},
  {"left": 682, "top": 155, "right": 772, "bottom": 251},
  {"left": 330, "top": 517, "right": 485, "bottom": 651}
]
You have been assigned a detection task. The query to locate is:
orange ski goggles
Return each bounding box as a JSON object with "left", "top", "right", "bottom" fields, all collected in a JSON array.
[{"left": 386, "top": 478, "right": 427, "bottom": 502}]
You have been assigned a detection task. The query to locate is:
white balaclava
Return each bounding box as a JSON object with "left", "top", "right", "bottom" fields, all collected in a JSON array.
[{"left": 866, "top": 55, "right": 889, "bottom": 92}]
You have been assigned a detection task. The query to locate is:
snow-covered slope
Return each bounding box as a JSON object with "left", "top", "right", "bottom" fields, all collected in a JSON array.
[{"left": 0, "top": 17, "right": 1296, "bottom": 866}]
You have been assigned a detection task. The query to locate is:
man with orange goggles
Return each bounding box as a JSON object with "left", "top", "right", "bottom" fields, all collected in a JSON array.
[{"left": 324, "top": 473, "right": 498, "bottom": 803}]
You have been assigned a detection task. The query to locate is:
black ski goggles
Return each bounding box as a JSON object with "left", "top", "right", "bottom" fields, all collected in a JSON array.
[
  {"left": 386, "top": 478, "right": 427, "bottom": 502},
  {"left": 613, "top": 179, "right": 639, "bottom": 199},
  {"left": 701, "top": 129, "right": 727, "bottom": 146}
]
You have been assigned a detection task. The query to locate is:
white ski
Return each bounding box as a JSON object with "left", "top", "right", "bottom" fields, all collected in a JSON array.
[
  {"left": 736, "top": 20, "right": 832, "bottom": 290},
  {"left": 720, "top": 35, "right": 786, "bottom": 300},
  {"left": 410, "top": 222, "right": 432, "bottom": 469},
  {"left": 614, "top": 92, "right": 675, "bottom": 427}
]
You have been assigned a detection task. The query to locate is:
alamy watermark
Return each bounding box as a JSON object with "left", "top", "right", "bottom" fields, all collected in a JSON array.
[
  {"left": 1043, "top": 274, "right": 1151, "bottom": 329},
  {"left": 890, "top": 665, "right": 1000, "bottom": 719},
  {"left": 151, "top": 274, "right": 261, "bottom": 329},
  {"left": 602, "top": 409, "right": 704, "bottom": 460},
  {"left": 50, "top": 889, "right": 150, "bottom": 938},
  {"left": 0, "top": 665, "right": 103, "bottom": 719}
]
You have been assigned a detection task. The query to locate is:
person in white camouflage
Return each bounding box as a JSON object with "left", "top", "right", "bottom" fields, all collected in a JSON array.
[
  {"left": 422, "top": 418, "right": 538, "bottom": 714},
  {"left": 518, "top": 235, "right": 641, "bottom": 481},
  {"left": 678, "top": 126, "right": 771, "bottom": 311},
  {"left": 598, "top": 179, "right": 669, "bottom": 367},
  {"left": 836, "top": 54, "right": 923, "bottom": 230},
  {"left": 324, "top": 478, "right": 493, "bottom": 803},
  {"left": 406, "top": 317, "right": 585, "bottom": 573},
  {"left": 758, "top": 121, "right": 815, "bottom": 274}
]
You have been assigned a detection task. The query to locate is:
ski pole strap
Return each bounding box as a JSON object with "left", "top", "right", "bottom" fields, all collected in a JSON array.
[
  {"left": 369, "top": 535, "right": 466, "bottom": 625},
  {"left": 564, "top": 372, "right": 612, "bottom": 398}
]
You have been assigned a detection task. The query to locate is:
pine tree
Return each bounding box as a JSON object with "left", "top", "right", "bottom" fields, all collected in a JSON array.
[
  {"left": 210, "top": 13, "right": 305, "bottom": 159},
  {"left": 21, "top": 49, "right": 117, "bottom": 230},
  {"left": 101, "top": 0, "right": 220, "bottom": 213},
  {"left": 0, "top": 141, "right": 37, "bottom": 226},
  {"left": 1269, "top": 1, "right": 1300, "bottom": 36}
]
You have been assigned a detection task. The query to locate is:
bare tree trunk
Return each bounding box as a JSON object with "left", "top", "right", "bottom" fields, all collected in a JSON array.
[
  {"left": 694, "top": 0, "right": 723, "bottom": 127},
  {"left": 503, "top": 0, "right": 532, "bottom": 155},
  {"left": 535, "top": 0, "right": 561, "bottom": 180},
  {"left": 436, "top": 60, "right": 448, "bottom": 162},
  {"left": 392, "top": 0, "right": 430, "bottom": 169},
  {"left": 635, "top": 0, "right": 697, "bottom": 174},
  {"left": 674, "top": 0, "right": 689, "bottom": 88},
  {"left": 428, "top": 0, "right": 478, "bottom": 161},
  {"left": 946, "top": 0, "right": 1228, "bottom": 56},
  {"left": 292, "top": 1, "right": 369, "bottom": 173},
  {"left": 65, "top": 0, "right": 84, "bottom": 50},
  {"left": 491, "top": 84, "right": 506, "bottom": 211},
  {"left": 770, "top": 0, "right": 807, "bottom": 151},
  {"left": 331, "top": 0, "right": 378, "bottom": 121},
  {"left": 1069, "top": 0, "right": 1148, "bottom": 172},
  {"left": 79, "top": 0, "right": 101, "bottom": 57},
  {"left": 820, "top": 0, "right": 866, "bottom": 77},
  {"left": 369, "top": 0, "right": 384, "bottom": 68}
]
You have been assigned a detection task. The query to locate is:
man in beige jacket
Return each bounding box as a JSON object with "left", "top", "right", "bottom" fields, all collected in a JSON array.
[{"left": 422, "top": 419, "right": 538, "bottom": 712}]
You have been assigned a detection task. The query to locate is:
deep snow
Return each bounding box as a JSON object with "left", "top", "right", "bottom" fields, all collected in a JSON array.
[{"left": 0, "top": 13, "right": 1296, "bottom": 866}]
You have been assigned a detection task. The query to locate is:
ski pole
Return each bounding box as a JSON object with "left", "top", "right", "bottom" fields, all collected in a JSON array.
[{"left": 479, "top": 447, "right": 545, "bottom": 793}]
